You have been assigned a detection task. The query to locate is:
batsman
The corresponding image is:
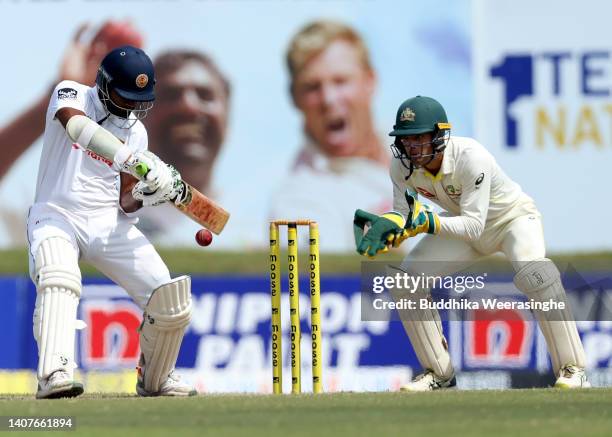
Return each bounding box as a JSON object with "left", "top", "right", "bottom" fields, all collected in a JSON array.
[
  {"left": 354, "top": 96, "right": 589, "bottom": 390},
  {"left": 28, "top": 46, "right": 196, "bottom": 398}
]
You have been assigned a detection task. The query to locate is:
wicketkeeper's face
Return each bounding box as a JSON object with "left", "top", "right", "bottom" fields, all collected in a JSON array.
[{"left": 398, "top": 133, "right": 435, "bottom": 167}]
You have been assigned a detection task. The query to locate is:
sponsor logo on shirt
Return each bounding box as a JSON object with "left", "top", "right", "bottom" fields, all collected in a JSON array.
[
  {"left": 58, "top": 87, "right": 78, "bottom": 100},
  {"left": 444, "top": 184, "right": 462, "bottom": 198},
  {"left": 34, "top": 217, "right": 52, "bottom": 226},
  {"left": 71, "top": 143, "right": 113, "bottom": 167},
  {"left": 416, "top": 187, "right": 436, "bottom": 199},
  {"left": 475, "top": 173, "right": 485, "bottom": 188},
  {"left": 87, "top": 151, "right": 113, "bottom": 167}
]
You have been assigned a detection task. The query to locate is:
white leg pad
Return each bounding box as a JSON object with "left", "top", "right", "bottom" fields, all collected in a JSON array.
[
  {"left": 513, "top": 258, "right": 586, "bottom": 373},
  {"left": 33, "top": 237, "right": 83, "bottom": 380},
  {"left": 139, "top": 275, "right": 192, "bottom": 393},
  {"left": 391, "top": 285, "right": 454, "bottom": 379}
]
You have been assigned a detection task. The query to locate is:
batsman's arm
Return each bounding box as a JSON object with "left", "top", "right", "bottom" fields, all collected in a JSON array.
[
  {"left": 59, "top": 110, "right": 148, "bottom": 177},
  {"left": 56, "top": 107, "right": 85, "bottom": 128},
  {"left": 119, "top": 173, "right": 143, "bottom": 213},
  {"left": 57, "top": 109, "right": 147, "bottom": 212},
  {"left": 58, "top": 109, "right": 230, "bottom": 233}
]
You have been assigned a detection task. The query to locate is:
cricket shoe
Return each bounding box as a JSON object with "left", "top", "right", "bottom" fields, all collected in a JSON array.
[
  {"left": 554, "top": 365, "right": 591, "bottom": 389},
  {"left": 136, "top": 367, "right": 198, "bottom": 397},
  {"left": 400, "top": 370, "right": 457, "bottom": 392},
  {"left": 36, "top": 370, "right": 84, "bottom": 399}
]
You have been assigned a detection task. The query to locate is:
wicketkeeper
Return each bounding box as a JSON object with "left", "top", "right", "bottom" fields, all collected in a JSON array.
[
  {"left": 28, "top": 46, "right": 196, "bottom": 398},
  {"left": 354, "top": 96, "right": 589, "bottom": 390}
]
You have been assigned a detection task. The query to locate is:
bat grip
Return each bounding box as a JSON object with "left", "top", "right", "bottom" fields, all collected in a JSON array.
[{"left": 134, "top": 162, "right": 149, "bottom": 178}]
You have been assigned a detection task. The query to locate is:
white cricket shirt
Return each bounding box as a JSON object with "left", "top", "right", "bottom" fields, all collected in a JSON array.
[
  {"left": 390, "top": 136, "right": 537, "bottom": 241},
  {"left": 34, "top": 80, "right": 147, "bottom": 213}
]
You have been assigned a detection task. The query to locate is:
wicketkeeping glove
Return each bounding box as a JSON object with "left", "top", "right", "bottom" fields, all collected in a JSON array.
[
  {"left": 353, "top": 209, "right": 407, "bottom": 258},
  {"left": 399, "top": 191, "right": 440, "bottom": 241}
]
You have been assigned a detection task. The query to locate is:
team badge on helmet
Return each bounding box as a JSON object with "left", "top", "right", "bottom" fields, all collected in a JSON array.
[
  {"left": 400, "top": 107, "right": 416, "bottom": 122},
  {"left": 136, "top": 74, "right": 149, "bottom": 88}
]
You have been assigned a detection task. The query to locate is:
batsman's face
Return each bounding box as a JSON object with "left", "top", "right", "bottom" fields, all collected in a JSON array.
[
  {"left": 110, "top": 91, "right": 136, "bottom": 110},
  {"left": 293, "top": 40, "right": 375, "bottom": 157},
  {"left": 146, "top": 61, "right": 229, "bottom": 187}
]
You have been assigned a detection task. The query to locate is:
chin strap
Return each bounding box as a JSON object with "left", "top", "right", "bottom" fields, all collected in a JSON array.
[{"left": 404, "top": 160, "right": 414, "bottom": 181}]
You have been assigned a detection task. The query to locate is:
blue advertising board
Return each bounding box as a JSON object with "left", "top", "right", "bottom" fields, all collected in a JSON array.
[{"left": 1, "top": 274, "right": 611, "bottom": 392}]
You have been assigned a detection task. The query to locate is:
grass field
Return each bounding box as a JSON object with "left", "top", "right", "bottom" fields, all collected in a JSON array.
[
  {"left": 2, "top": 248, "right": 612, "bottom": 275},
  {"left": 1, "top": 389, "right": 611, "bottom": 437}
]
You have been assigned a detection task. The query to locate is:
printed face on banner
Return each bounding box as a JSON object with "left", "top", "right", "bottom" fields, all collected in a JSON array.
[{"left": 293, "top": 40, "right": 375, "bottom": 158}]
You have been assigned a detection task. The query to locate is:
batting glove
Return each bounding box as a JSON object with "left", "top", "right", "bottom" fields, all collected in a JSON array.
[{"left": 132, "top": 165, "right": 182, "bottom": 207}]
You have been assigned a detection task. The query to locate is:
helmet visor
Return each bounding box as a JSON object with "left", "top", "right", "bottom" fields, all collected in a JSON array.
[
  {"left": 99, "top": 82, "right": 154, "bottom": 125},
  {"left": 396, "top": 137, "right": 438, "bottom": 168},
  {"left": 390, "top": 128, "right": 450, "bottom": 170}
]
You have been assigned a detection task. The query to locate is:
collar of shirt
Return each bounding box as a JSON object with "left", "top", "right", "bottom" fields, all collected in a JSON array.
[
  {"left": 415, "top": 137, "right": 457, "bottom": 182},
  {"left": 89, "top": 86, "right": 107, "bottom": 122}
]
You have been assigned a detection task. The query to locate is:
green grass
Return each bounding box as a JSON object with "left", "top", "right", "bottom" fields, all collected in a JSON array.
[
  {"left": 2, "top": 248, "right": 612, "bottom": 276},
  {"left": 0, "top": 248, "right": 366, "bottom": 276},
  {"left": 0, "top": 390, "right": 611, "bottom": 436}
]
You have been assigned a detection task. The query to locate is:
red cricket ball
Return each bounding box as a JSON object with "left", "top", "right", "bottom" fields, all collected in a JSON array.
[{"left": 195, "top": 228, "right": 213, "bottom": 247}]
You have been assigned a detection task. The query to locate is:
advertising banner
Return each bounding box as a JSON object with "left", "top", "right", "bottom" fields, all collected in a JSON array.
[
  {"left": 2, "top": 273, "right": 611, "bottom": 392},
  {"left": 0, "top": 0, "right": 472, "bottom": 252},
  {"left": 473, "top": 0, "right": 612, "bottom": 252}
]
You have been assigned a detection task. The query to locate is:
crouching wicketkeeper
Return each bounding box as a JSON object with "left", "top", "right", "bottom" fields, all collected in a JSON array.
[{"left": 354, "top": 96, "right": 588, "bottom": 390}]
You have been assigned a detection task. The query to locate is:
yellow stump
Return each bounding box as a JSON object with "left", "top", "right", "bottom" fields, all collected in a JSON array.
[
  {"left": 287, "top": 223, "right": 301, "bottom": 394},
  {"left": 269, "top": 219, "right": 323, "bottom": 394},
  {"left": 269, "top": 223, "right": 282, "bottom": 394},
  {"left": 309, "top": 222, "right": 323, "bottom": 394}
]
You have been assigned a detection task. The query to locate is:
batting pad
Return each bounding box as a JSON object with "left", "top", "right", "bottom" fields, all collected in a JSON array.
[
  {"left": 390, "top": 284, "right": 454, "bottom": 380},
  {"left": 513, "top": 258, "right": 586, "bottom": 373},
  {"left": 139, "top": 275, "right": 192, "bottom": 393},
  {"left": 33, "top": 237, "right": 83, "bottom": 380}
]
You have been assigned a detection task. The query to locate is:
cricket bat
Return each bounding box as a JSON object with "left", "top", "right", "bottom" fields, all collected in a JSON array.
[
  {"left": 171, "top": 179, "right": 230, "bottom": 235},
  {"left": 66, "top": 115, "right": 230, "bottom": 234},
  {"left": 134, "top": 162, "right": 230, "bottom": 234}
]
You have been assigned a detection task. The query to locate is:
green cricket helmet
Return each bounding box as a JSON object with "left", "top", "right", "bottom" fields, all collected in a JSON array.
[{"left": 389, "top": 96, "right": 451, "bottom": 175}]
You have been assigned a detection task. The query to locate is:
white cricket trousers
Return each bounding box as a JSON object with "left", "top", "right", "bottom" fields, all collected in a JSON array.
[{"left": 27, "top": 203, "right": 171, "bottom": 309}]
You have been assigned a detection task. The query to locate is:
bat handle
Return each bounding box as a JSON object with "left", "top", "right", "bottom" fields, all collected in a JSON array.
[{"left": 134, "top": 162, "right": 149, "bottom": 178}]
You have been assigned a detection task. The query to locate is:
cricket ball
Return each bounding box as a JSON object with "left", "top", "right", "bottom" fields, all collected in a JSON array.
[{"left": 195, "top": 229, "right": 213, "bottom": 247}]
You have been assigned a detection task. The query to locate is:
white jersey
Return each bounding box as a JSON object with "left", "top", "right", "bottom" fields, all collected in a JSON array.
[
  {"left": 390, "top": 136, "right": 538, "bottom": 241},
  {"left": 34, "top": 80, "right": 147, "bottom": 213}
]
